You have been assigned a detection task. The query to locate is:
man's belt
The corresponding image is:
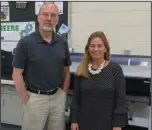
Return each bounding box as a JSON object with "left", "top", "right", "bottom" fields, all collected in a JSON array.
[{"left": 26, "top": 86, "right": 58, "bottom": 95}]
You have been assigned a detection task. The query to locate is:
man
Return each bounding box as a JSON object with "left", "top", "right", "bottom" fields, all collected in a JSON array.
[{"left": 12, "top": 3, "right": 71, "bottom": 130}]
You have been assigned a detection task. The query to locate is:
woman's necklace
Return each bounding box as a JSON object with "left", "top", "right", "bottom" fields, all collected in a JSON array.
[{"left": 88, "top": 60, "right": 105, "bottom": 75}]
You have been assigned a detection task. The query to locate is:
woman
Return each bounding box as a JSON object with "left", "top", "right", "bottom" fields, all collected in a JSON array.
[{"left": 70, "top": 31, "right": 128, "bottom": 130}]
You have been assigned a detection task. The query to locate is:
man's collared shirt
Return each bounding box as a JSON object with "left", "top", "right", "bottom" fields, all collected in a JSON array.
[{"left": 12, "top": 30, "right": 71, "bottom": 90}]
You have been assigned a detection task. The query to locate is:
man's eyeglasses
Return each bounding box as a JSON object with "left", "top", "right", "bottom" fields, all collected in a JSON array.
[{"left": 40, "top": 12, "right": 58, "bottom": 19}]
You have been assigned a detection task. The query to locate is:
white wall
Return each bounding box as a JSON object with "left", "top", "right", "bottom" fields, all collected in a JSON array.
[{"left": 68, "top": 2, "right": 151, "bottom": 56}]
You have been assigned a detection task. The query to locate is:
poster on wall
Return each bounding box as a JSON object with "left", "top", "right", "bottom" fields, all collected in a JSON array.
[
  {"left": 1, "top": 2, "right": 9, "bottom": 6},
  {"left": 16, "top": 1, "right": 28, "bottom": 9},
  {"left": 57, "top": 24, "right": 70, "bottom": 37},
  {"left": 1, "top": 2, "right": 10, "bottom": 21},
  {"left": 35, "top": 1, "right": 63, "bottom": 15},
  {"left": 54, "top": 2, "right": 63, "bottom": 14},
  {"left": 1, "top": 21, "right": 35, "bottom": 54}
]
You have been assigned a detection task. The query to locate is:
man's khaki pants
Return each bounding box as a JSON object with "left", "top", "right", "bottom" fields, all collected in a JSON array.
[{"left": 21, "top": 88, "right": 66, "bottom": 130}]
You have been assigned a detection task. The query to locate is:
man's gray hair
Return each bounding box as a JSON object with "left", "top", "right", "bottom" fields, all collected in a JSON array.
[{"left": 38, "top": 2, "right": 59, "bottom": 15}]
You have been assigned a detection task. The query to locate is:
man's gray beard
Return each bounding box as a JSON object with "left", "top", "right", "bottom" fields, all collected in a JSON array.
[{"left": 43, "top": 26, "right": 53, "bottom": 32}]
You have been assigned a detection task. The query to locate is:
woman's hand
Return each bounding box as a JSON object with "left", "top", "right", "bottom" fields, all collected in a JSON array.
[
  {"left": 113, "top": 127, "right": 121, "bottom": 130},
  {"left": 71, "top": 123, "right": 79, "bottom": 130}
]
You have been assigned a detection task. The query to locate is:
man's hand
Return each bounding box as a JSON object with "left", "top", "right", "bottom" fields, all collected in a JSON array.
[
  {"left": 113, "top": 127, "right": 121, "bottom": 130},
  {"left": 71, "top": 123, "right": 79, "bottom": 130},
  {"left": 23, "top": 94, "right": 30, "bottom": 105}
]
